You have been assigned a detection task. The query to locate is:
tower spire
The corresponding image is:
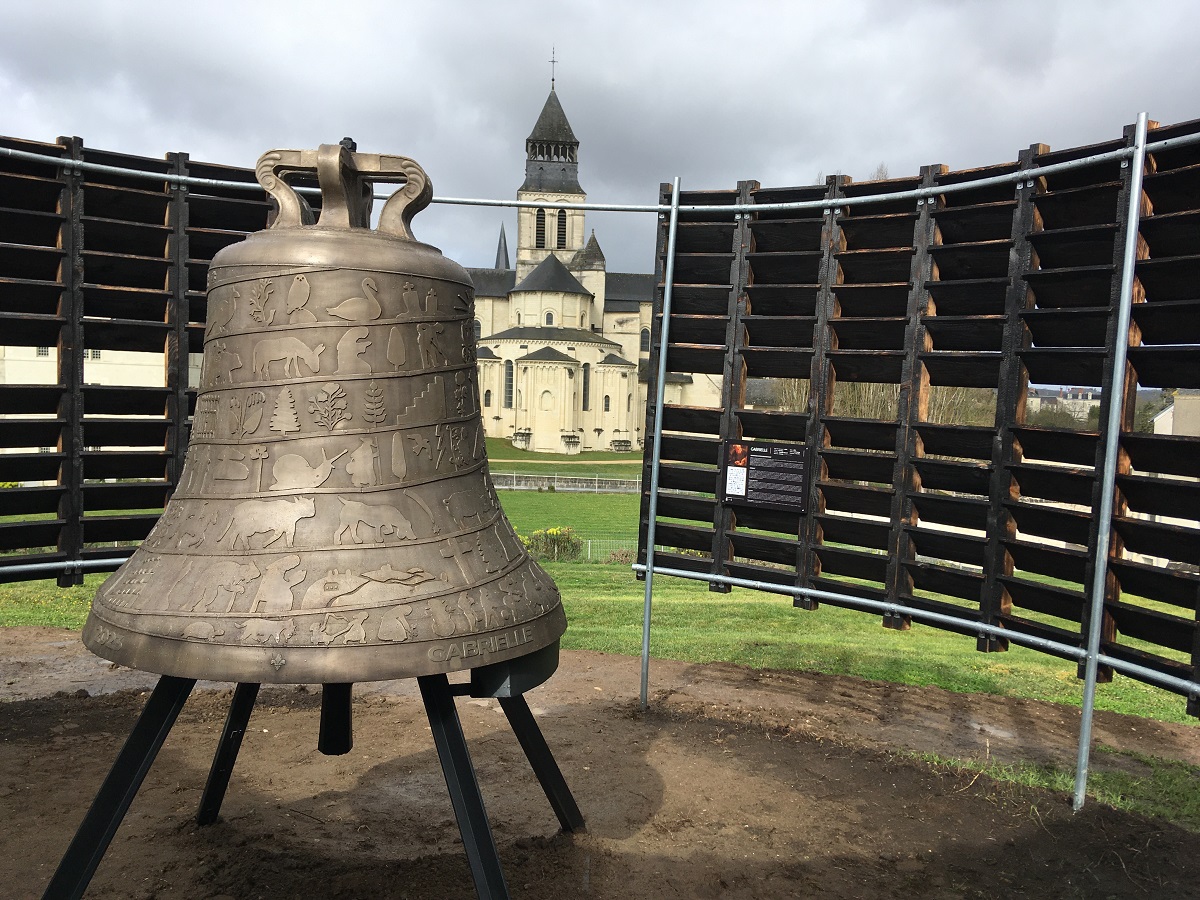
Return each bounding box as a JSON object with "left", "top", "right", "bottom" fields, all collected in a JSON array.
[{"left": 549, "top": 46, "right": 557, "bottom": 90}]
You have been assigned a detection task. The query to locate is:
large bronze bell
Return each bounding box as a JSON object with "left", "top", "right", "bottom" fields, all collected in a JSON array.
[{"left": 82, "top": 144, "right": 566, "bottom": 684}]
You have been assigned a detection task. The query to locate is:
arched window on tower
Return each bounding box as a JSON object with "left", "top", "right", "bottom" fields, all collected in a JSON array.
[
  {"left": 582, "top": 363, "right": 590, "bottom": 410},
  {"left": 603, "top": 394, "right": 611, "bottom": 412},
  {"left": 503, "top": 361, "right": 514, "bottom": 408},
  {"left": 556, "top": 209, "right": 567, "bottom": 249},
  {"left": 535, "top": 209, "right": 546, "bottom": 249},
  {"left": 545, "top": 310, "right": 554, "bottom": 326},
  {"left": 483, "top": 389, "right": 492, "bottom": 408},
  {"left": 640, "top": 328, "right": 650, "bottom": 353}
]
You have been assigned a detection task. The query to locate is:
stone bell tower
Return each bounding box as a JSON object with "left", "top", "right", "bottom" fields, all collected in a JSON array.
[{"left": 515, "top": 87, "right": 586, "bottom": 281}]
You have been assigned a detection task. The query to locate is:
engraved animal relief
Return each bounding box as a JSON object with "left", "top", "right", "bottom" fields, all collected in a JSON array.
[
  {"left": 301, "top": 564, "right": 446, "bottom": 611},
  {"left": 212, "top": 341, "right": 243, "bottom": 385},
  {"left": 401, "top": 282, "right": 418, "bottom": 314},
  {"left": 416, "top": 322, "right": 448, "bottom": 367},
  {"left": 219, "top": 496, "right": 316, "bottom": 549},
  {"left": 286, "top": 274, "right": 316, "bottom": 323},
  {"left": 182, "top": 621, "right": 225, "bottom": 642},
  {"left": 248, "top": 554, "right": 305, "bottom": 614},
  {"left": 386, "top": 326, "right": 407, "bottom": 370},
  {"left": 238, "top": 617, "right": 296, "bottom": 645},
  {"left": 427, "top": 595, "right": 471, "bottom": 638},
  {"left": 376, "top": 605, "right": 416, "bottom": 642},
  {"left": 213, "top": 447, "right": 250, "bottom": 482},
  {"left": 269, "top": 387, "right": 301, "bottom": 435},
  {"left": 247, "top": 279, "right": 276, "bottom": 325},
  {"left": 334, "top": 497, "right": 416, "bottom": 544},
  {"left": 408, "top": 432, "right": 432, "bottom": 459},
  {"left": 327, "top": 276, "right": 381, "bottom": 322},
  {"left": 270, "top": 447, "right": 345, "bottom": 490},
  {"left": 345, "top": 437, "right": 380, "bottom": 488},
  {"left": 230, "top": 391, "right": 267, "bottom": 437},
  {"left": 311, "top": 612, "right": 369, "bottom": 646},
  {"left": 443, "top": 490, "right": 483, "bottom": 527},
  {"left": 362, "top": 381, "right": 387, "bottom": 426},
  {"left": 335, "top": 326, "right": 372, "bottom": 375},
  {"left": 207, "top": 287, "right": 236, "bottom": 337},
  {"left": 479, "top": 587, "right": 513, "bottom": 629},
  {"left": 253, "top": 336, "right": 324, "bottom": 379},
  {"left": 178, "top": 502, "right": 217, "bottom": 549},
  {"left": 308, "top": 382, "right": 351, "bottom": 431},
  {"left": 169, "top": 559, "right": 261, "bottom": 613}
]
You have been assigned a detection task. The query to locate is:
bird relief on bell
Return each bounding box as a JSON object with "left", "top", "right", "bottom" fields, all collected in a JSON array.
[{"left": 81, "top": 143, "right": 566, "bottom": 684}]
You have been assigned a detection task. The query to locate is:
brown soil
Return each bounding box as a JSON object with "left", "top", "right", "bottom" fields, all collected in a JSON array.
[{"left": 2, "top": 627, "right": 1198, "bottom": 899}]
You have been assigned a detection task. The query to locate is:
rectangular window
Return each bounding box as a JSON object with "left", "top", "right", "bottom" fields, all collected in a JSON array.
[{"left": 37, "top": 347, "right": 49, "bottom": 357}]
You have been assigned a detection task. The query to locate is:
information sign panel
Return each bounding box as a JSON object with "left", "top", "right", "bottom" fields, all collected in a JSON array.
[{"left": 718, "top": 441, "right": 809, "bottom": 514}]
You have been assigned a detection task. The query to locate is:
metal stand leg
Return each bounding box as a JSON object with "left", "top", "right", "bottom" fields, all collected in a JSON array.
[
  {"left": 318, "top": 682, "right": 353, "bottom": 756},
  {"left": 196, "top": 682, "right": 260, "bottom": 826},
  {"left": 42, "top": 674, "right": 195, "bottom": 900},
  {"left": 418, "top": 674, "right": 509, "bottom": 900},
  {"left": 498, "top": 695, "right": 585, "bottom": 833}
]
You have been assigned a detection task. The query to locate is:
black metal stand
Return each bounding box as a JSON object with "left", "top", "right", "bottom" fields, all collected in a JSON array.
[
  {"left": 44, "top": 653, "right": 582, "bottom": 900},
  {"left": 42, "top": 675, "right": 196, "bottom": 900}
]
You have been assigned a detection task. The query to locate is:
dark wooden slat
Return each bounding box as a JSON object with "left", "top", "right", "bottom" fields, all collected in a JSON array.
[
  {"left": 827, "top": 349, "right": 904, "bottom": 382},
  {"left": 1033, "top": 182, "right": 1121, "bottom": 229},
  {"left": 929, "top": 240, "right": 1012, "bottom": 279},
  {"left": 657, "top": 463, "right": 717, "bottom": 495},
  {"left": 836, "top": 213, "right": 918, "bottom": 249},
  {"left": 1132, "top": 299, "right": 1200, "bottom": 345},
  {"left": 730, "top": 532, "right": 800, "bottom": 566},
  {"left": 921, "top": 351, "right": 1003, "bottom": 388},
  {"left": 820, "top": 482, "right": 893, "bottom": 518},
  {"left": 1020, "top": 348, "right": 1108, "bottom": 385},
  {"left": 923, "top": 278, "right": 1008, "bottom": 316},
  {"left": 671, "top": 253, "right": 733, "bottom": 285},
  {"left": 913, "top": 458, "right": 991, "bottom": 494},
  {"left": 742, "top": 347, "right": 814, "bottom": 378},
  {"left": 908, "top": 528, "right": 986, "bottom": 567},
  {"left": 654, "top": 493, "right": 715, "bottom": 525},
  {"left": 0, "top": 520, "right": 63, "bottom": 552},
  {"left": 931, "top": 200, "right": 1016, "bottom": 243},
  {"left": 835, "top": 247, "right": 914, "bottom": 283},
  {"left": 1006, "top": 540, "right": 1089, "bottom": 584},
  {"left": 1108, "top": 601, "right": 1195, "bottom": 654},
  {"left": 1013, "top": 426, "right": 1098, "bottom": 466},
  {"left": 747, "top": 218, "right": 824, "bottom": 252},
  {"left": 916, "top": 424, "right": 994, "bottom": 460},
  {"left": 816, "top": 546, "right": 888, "bottom": 583},
  {"left": 1117, "top": 473, "right": 1200, "bottom": 520},
  {"left": 747, "top": 251, "right": 821, "bottom": 284},
  {"left": 744, "top": 284, "right": 819, "bottom": 317},
  {"left": 1127, "top": 346, "right": 1200, "bottom": 388},
  {"left": 82, "top": 514, "right": 159, "bottom": 544},
  {"left": 1027, "top": 224, "right": 1118, "bottom": 268},
  {"left": 825, "top": 418, "right": 897, "bottom": 451},
  {"left": 1011, "top": 462, "right": 1095, "bottom": 505},
  {"left": 664, "top": 343, "right": 725, "bottom": 375},
  {"left": 906, "top": 561, "right": 983, "bottom": 603},
  {"left": 830, "top": 317, "right": 906, "bottom": 350},
  {"left": 821, "top": 449, "right": 895, "bottom": 484},
  {"left": 1121, "top": 432, "right": 1200, "bottom": 478},
  {"left": 1112, "top": 516, "right": 1200, "bottom": 564},
  {"left": 742, "top": 315, "right": 815, "bottom": 348},
  {"left": 817, "top": 514, "right": 889, "bottom": 551},
  {"left": 1109, "top": 559, "right": 1199, "bottom": 610},
  {"left": 1138, "top": 210, "right": 1200, "bottom": 257},
  {"left": 922, "top": 315, "right": 1005, "bottom": 351},
  {"left": 1024, "top": 266, "right": 1116, "bottom": 308},
  {"left": 661, "top": 404, "right": 722, "bottom": 435},
  {"left": 737, "top": 409, "right": 808, "bottom": 441},
  {"left": 1001, "top": 576, "right": 1084, "bottom": 622},
  {"left": 832, "top": 283, "right": 910, "bottom": 317},
  {"left": 1021, "top": 306, "right": 1110, "bottom": 348},
  {"left": 911, "top": 493, "right": 989, "bottom": 530},
  {"left": 1006, "top": 500, "right": 1092, "bottom": 546},
  {"left": 658, "top": 433, "right": 721, "bottom": 466}
]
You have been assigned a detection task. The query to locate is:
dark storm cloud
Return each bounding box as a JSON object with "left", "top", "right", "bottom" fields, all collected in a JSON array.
[{"left": 3, "top": 1, "right": 1198, "bottom": 273}]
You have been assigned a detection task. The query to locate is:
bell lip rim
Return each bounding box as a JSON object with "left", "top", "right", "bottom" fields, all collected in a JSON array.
[{"left": 81, "top": 604, "right": 567, "bottom": 685}]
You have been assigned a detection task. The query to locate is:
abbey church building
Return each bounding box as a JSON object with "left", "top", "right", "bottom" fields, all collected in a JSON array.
[{"left": 466, "top": 88, "right": 706, "bottom": 454}]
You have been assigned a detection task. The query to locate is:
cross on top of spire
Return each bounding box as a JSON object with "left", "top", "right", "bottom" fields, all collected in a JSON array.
[{"left": 549, "top": 46, "right": 557, "bottom": 89}]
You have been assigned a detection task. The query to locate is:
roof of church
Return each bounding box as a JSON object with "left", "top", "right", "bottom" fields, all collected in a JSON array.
[
  {"left": 527, "top": 89, "right": 577, "bottom": 145},
  {"left": 483, "top": 325, "right": 620, "bottom": 347},
  {"left": 468, "top": 268, "right": 517, "bottom": 297},
  {"left": 572, "top": 230, "right": 605, "bottom": 269},
  {"left": 475, "top": 346, "right": 498, "bottom": 359},
  {"left": 598, "top": 352, "right": 636, "bottom": 368},
  {"left": 512, "top": 252, "right": 592, "bottom": 295},
  {"left": 495, "top": 223, "right": 510, "bottom": 270},
  {"left": 638, "top": 359, "right": 692, "bottom": 384},
  {"left": 518, "top": 346, "right": 578, "bottom": 364},
  {"left": 603, "top": 272, "right": 656, "bottom": 312}
]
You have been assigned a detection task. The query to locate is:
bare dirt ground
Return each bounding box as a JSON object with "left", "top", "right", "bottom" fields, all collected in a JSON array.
[{"left": 3, "top": 626, "right": 1198, "bottom": 899}]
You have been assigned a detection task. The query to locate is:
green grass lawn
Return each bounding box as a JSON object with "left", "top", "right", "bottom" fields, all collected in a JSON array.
[
  {"left": 498, "top": 491, "right": 639, "bottom": 538},
  {"left": 485, "top": 437, "right": 644, "bottom": 477}
]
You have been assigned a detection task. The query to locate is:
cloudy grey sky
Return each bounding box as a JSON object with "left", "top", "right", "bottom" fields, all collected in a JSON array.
[{"left": 4, "top": 1, "right": 1199, "bottom": 274}]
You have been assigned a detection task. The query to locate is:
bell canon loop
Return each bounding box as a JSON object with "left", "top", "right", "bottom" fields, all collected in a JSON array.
[{"left": 82, "top": 144, "right": 566, "bottom": 683}]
